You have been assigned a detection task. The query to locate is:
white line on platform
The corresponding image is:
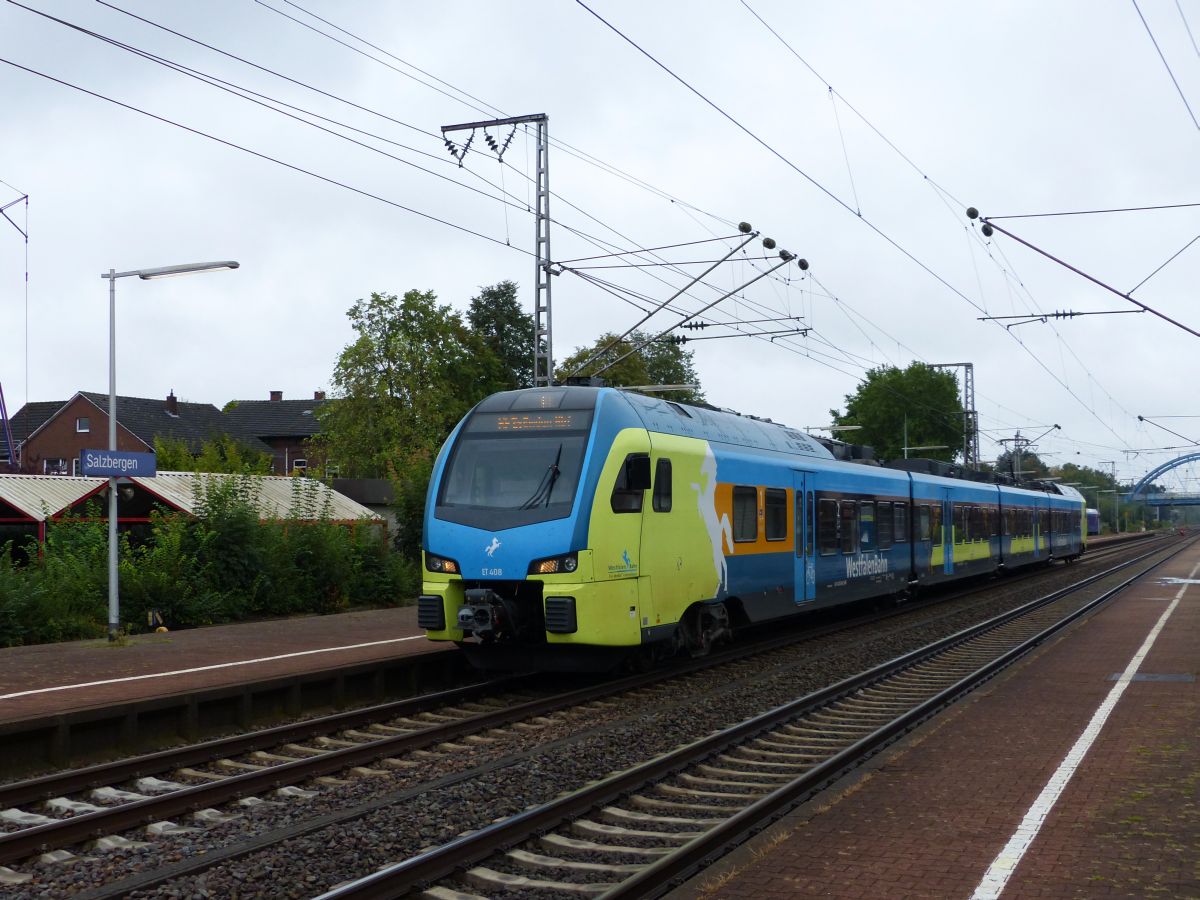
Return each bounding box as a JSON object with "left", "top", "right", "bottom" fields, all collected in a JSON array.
[
  {"left": 970, "top": 559, "right": 1198, "bottom": 900},
  {"left": 0, "top": 635, "right": 428, "bottom": 702}
]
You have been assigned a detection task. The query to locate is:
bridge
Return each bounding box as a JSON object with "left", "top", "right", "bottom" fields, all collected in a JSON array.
[
  {"left": 1126, "top": 452, "right": 1200, "bottom": 507},
  {"left": 1139, "top": 493, "right": 1200, "bottom": 506}
]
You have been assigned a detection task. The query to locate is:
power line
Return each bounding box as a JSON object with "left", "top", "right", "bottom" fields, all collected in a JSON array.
[
  {"left": 0, "top": 57, "right": 530, "bottom": 254},
  {"left": 1132, "top": 0, "right": 1200, "bottom": 132},
  {"left": 1129, "top": 233, "right": 1200, "bottom": 293},
  {"left": 987, "top": 201, "right": 1200, "bottom": 219},
  {"left": 573, "top": 0, "right": 990, "bottom": 318},
  {"left": 970, "top": 211, "right": 1200, "bottom": 339},
  {"left": 12, "top": 1, "right": 537, "bottom": 216}
]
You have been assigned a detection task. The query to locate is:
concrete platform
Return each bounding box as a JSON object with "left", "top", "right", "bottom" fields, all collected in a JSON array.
[
  {"left": 678, "top": 540, "right": 1199, "bottom": 899},
  {"left": 0, "top": 605, "right": 450, "bottom": 724}
]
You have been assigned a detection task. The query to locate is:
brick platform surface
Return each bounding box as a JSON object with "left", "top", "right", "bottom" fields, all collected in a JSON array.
[
  {"left": 0, "top": 605, "right": 445, "bottom": 723},
  {"left": 682, "top": 544, "right": 1199, "bottom": 899}
]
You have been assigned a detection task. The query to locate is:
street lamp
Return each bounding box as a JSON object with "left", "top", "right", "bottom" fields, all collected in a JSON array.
[{"left": 101, "top": 260, "right": 238, "bottom": 641}]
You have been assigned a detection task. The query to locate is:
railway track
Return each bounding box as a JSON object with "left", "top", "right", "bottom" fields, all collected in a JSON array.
[
  {"left": 313, "top": 537, "right": 1192, "bottom": 900},
  {"left": 0, "top": 533, "right": 1172, "bottom": 894}
]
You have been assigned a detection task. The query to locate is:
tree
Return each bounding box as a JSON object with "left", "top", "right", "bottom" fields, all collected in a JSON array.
[
  {"left": 830, "top": 363, "right": 963, "bottom": 462},
  {"left": 154, "top": 434, "right": 271, "bottom": 474},
  {"left": 555, "top": 331, "right": 704, "bottom": 403},
  {"left": 995, "top": 449, "right": 1051, "bottom": 480},
  {"left": 467, "top": 281, "right": 536, "bottom": 390},
  {"left": 313, "top": 290, "right": 507, "bottom": 556}
]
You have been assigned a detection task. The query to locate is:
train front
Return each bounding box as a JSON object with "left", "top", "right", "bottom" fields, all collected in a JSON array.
[{"left": 418, "top": 386, "right": 637, "bottom": 670}]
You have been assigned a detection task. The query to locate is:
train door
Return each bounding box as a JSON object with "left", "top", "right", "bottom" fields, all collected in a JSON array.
[
  {"left": 942, "top": 491, "right": 955, "bottom": 575},
  {"left": 792, "top": 471, "right": 816, "bottom": 603}
]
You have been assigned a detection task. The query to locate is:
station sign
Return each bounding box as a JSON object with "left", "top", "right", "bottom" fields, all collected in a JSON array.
[{"left": 80, "top": 449, "right": 157, "bottom": 478}]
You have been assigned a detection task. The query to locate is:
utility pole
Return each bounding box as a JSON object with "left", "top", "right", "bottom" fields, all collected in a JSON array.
[
  {"left": 929, "top": 362, "right": 978, "bottom": 468},
  {"left": 442, "top": 113, "right": 553, "bottom": 386}
]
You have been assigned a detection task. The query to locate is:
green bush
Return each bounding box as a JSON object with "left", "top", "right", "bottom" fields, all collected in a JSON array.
[{"left": 1, "top": 479, "right": 416, "bottom": 646}]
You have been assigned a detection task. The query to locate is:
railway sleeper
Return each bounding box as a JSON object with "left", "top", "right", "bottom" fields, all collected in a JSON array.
[
  {"left": 423, "top": 887, "right": 489, "bottom": 900},
  {"left": 748, "top": 744, "right": 835, "bottom": 758},
  {"left": 717, "top": 752, "right": 811, "bottom": 770},
  {"left": 763, "top": 730, "right": 849, "bottom": 746},
  {"left": 598, "top": 806, "right": 723, "bottom": 828},
  {"left": 571, "top": 818, "right": 704, "bottom": 843},
  {"left": 629, "top": 794, "right": 740, "bottom": 814},
  {"left": 696, "top": 763, "right": 795, "bottom": 781},
  {"left": 655, "top": 783, "right": 764, "bottom": 801},
  {"left": 0, "top": 866, "right": 31, "bottom": 886},
  {"left": 463, "top": 866, "right": 611, "bottom": 894},
  {"left": 506, "top": 847, "right": 647, "bottom": 874},
  {"left": 91, "top": 787, "right": 150, "bottom": 803},
  {"left": 539, "top": 833, "right": 671, "bottom": 858},
  {"left": 679, "top": 772, "right": 782, "bottom": 791}
]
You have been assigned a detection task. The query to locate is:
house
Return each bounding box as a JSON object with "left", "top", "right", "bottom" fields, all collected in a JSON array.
[
  {"left": 9, "top": 391, "right": 272, "bottom": 476},
  {"left": 222, "top": 390, "right": 328, "bottom": 475}
]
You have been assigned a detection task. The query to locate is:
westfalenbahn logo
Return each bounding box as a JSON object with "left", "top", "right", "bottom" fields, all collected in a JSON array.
[
  {"left": 846, "top": 554, "right": 889, "bottom": 578},
  {"left": 608, "top": 549, "right": 638, "bottom": 576}
]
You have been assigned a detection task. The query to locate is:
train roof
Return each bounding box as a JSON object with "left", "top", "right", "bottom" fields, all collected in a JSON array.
[
  {"left": 482, "top": 388, "right": 1083, "bottom": 502},
  {"left": 616, "top": 389, "right": 835, "bottom": 461}
]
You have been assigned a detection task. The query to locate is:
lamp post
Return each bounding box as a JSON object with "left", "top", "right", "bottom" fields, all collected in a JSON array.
[{"left": 101, "top": 260, "right": 238, "bottom": 641}]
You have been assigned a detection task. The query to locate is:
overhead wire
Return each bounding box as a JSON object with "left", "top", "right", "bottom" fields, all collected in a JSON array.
[
  {"left": 1131, "top": 0, "right": 1200, "bottom": 132},
  {"left": 0, "top": 57, "right": 530, "bottom": 254}
]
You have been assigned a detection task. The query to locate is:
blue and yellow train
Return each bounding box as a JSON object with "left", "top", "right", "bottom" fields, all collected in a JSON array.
[{"left": 418, "top": 386, "right": 1086, "bottom": 669}]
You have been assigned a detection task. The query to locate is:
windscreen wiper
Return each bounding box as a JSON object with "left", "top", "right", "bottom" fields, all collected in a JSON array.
[{"left": 518, "top": 443, "right": 563, "bottom": 509}]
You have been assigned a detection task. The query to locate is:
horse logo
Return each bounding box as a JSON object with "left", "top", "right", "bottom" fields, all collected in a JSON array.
[{"left": 485, "top": 537, "right": 501, "bottom": 557}]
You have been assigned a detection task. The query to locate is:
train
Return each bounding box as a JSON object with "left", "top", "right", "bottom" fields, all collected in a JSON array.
[
  {"left": 418, "top": 386, "right": 1086, "bottom": 670},
  {"left": 1086, "top": 507, "right": 1101, "bottom": 536}
]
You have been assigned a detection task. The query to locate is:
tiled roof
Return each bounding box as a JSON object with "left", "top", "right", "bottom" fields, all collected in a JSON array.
[
  {"left": 222, "top": 399, "right": 328, "bottom": 439},
  {"left": 8, "top": 401, "right": 65, "bottom": 445},
  {"left": 73, "top": 393, "right": 273, "bottom": 454}
]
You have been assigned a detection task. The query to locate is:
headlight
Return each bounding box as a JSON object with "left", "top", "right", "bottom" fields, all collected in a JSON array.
[
  {"left": 425, "top": 553, "right": 460, "bottom": 574},
  {"left": 528, "top": 552, "right": 578, "bottom": 575}
]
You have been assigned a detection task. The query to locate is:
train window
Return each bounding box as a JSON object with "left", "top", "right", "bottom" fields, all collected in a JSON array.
[
  {"left": 877, "top": 502, "right": 893, "bottom": 549},
  {"left": 840, "top": 502, "right": 858, "bottom": 554},
  {"left": 818, "top": 499, "right": 839, "bottom": 555},
  {"left": 894, "top": 503, "right": 909, "bottom": 542},
  {"left": 990, "top": 507, "right": 999, "bottom": 536},
  {"left": 931, "top": 504, "right": 943, "bottom": 543},
  {"left": 1040, "top": 510, "right": 1049, "bottom": 535},
  {"left": 733, "top": 486, "right": 758, "bottom": 542},
  {"left": 917, "top": 505, "right": 931, "bottom": 542},
  {"left": 859, "top": 502, "right": 876, "bottom": 551},
  {"left": 610, "top": 453, "right": 648, "bottom": 514},
  {"left": 969, "top": 506, "right": 983, "bottom": 542},
  {"left": 652, "top": 459, "right": 672, "bottom": 512},
  {"left": 805, "top": 493, "right": 814, "bottom": 556},
  {"left": 954, "top": 505, "right": 967, "bottom": 543},
  {"left": 765, "top": 489, "right": 787, "bottom": 541}
]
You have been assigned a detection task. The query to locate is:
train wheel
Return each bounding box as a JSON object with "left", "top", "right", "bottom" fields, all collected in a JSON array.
[{"left": 682, "top": 602, "right": 731, "bottom": 658}]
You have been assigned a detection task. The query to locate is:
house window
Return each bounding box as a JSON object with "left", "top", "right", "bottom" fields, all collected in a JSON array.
[
  {"left": 44, "top": 458, "right": 67, "bottom": 476},
  {"left": 75, "top": 417, "right": 90, "bottom": 433},
  {"left": 72, "top": 458, "right": 82, "bottom": 476},
  {"left": 292, "top": 458, "right": 307, "bottom": 474},
  {"left": 764, "top": 488, "right": 787, "bottom": 541},
  {"left": 732, "top": 486, "right": 758, "bottom": 542}
]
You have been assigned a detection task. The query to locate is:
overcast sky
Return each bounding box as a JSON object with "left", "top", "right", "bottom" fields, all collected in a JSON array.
[{"left": 1, "top": 1, "right": 1197, "bottom": 491}]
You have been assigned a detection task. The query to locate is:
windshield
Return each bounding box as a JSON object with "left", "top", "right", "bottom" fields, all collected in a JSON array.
[{"left": 436, "top": 412, "right": 592, "bottom": 529}]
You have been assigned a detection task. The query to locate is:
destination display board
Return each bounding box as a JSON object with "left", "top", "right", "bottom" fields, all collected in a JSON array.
[{"left": 466, "top": 411, "right": 592, "bottom": 433}]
